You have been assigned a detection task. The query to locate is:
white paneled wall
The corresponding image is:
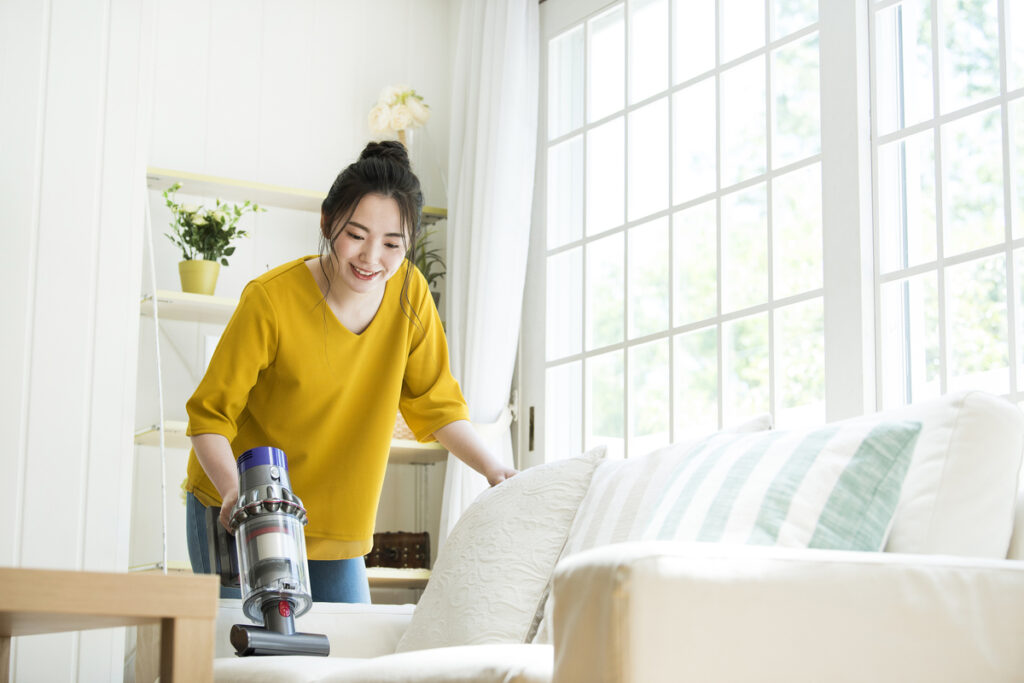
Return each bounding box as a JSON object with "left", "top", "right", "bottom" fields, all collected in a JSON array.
[
  {"left": 0, "top": 0, "right": 154, "bottom": 680},
  {"left": 149, "top": 0, "right": 452, "bottom": 206},
  {"left": 2, "top": 0, "right": 455, "bottom": 679}
]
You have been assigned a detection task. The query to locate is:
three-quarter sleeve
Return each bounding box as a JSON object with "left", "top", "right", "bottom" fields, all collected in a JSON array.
[{"left": 186, "top": 281, "right": 279, "bottom": 443}]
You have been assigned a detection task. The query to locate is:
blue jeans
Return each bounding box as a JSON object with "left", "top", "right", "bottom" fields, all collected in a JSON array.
[{"left": 185, "top": 492, "right": 371, "bottom": 604}]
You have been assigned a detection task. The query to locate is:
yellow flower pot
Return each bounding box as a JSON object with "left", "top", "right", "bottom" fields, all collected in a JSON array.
[{"left": 178, "top": 259, "right": 220, "bottom": 295}]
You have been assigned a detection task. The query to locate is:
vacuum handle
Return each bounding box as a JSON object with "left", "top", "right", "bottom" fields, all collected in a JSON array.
[{"left": 206, "top": 505, "right": 241, "bottom": 588}]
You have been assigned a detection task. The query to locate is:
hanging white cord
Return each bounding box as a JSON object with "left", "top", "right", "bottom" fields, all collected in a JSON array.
[{"left": 143, "top": 189, "right": 169, "bottom": 575}]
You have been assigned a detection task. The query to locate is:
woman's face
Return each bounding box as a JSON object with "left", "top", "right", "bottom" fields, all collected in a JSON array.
[{"left": 327, "top": 193, "right": 408, "bottom": 296}]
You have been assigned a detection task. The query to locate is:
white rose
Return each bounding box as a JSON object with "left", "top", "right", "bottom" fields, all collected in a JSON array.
[
  {"left": 407, "top": 97, "right": 430, "bottom": 126},
  {"left": 210, "top": 210, "right": 227, "bottom": 223},
  {"left": 368, "top": 104, "right": 392, "bottom": 134},
  {"left": 378, "top": 85, "right": 402, "bottom": 107},
  {"left": 389, "top": 103, "right": 413, "bottom": 131},
  {"left": 181, "top": 204, "right": 199, "bottom": 214},
  {"left": 193, "top": 215, "right": 207, "bottom": 226}
]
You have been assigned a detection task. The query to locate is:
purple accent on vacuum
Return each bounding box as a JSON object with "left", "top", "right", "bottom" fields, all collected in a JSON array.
[{"left": 237, "top": 446, "right": 288, "bottom": 473}]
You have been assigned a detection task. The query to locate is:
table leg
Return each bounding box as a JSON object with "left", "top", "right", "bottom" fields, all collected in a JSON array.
[
  {"left": 160, "top": 616, "right": 214, "bottom": 683},
  {"left": 1, "top": 635, "right": 10, "bottom": 683}
]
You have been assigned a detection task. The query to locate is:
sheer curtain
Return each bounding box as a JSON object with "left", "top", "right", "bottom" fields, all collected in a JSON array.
[{"left": 438, "top": 0, "right": 539, "bottom": 544}]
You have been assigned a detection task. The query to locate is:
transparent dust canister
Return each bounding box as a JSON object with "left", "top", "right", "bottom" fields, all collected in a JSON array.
[{"left": 237, "top": 513, "right": 312, "bottom": 624}]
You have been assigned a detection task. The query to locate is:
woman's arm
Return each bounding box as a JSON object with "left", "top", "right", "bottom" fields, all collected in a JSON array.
[
  {"left": 432, "top": 420, "right": 517, "bottom": 486},
  {"left": 190, "top": 433, "right": 240, "bottom": 530}
]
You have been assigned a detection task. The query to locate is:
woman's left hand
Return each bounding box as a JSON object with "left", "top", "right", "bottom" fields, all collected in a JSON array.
[
  {"left": 485, "top": 466, "right": 518, "bottom": 487},
  {"left": 431, "top": 420, "right": 519, "bottom": 487}
]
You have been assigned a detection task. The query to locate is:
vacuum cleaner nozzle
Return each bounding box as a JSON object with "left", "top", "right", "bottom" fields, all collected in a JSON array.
[{"left": 209, "top": 446, "right": 330, "bottom": 657}]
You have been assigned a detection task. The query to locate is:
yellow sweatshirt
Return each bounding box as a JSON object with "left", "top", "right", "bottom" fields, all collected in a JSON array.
[{"left": 184, "top": 256, "right": 468, "bottom": 559}]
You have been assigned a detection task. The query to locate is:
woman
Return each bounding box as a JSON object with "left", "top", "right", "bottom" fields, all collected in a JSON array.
[{"left": 183, "top": 141, "right": 516, "bottom": 603}]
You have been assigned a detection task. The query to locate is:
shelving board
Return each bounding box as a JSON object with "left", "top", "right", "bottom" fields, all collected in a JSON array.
[
  {"left": 421, "top": 206, "right": 447, "bottom": 226},
  {"left": 128, "top": 561, "right": 193, "bottom": 574},
  {"left": 146, "top": 166, "right": 447, "bottom": 224},
  {"left": 134, "top": 421, "right": 448, "bottom": 467},
  {"left": 147, "top": 166, "right": 325, "bottom": 212},
  {"left": 365, "top": 567, "right": 430, "bottom": 589},
  {"left": 134, "top": 420, "right": 190, "bottom": 449},
  {"left": 140, "top": 290, "right": 237, "bottom": 325},
  {"left": 388, "top": 440, "right": 448, "bottom": 465}
]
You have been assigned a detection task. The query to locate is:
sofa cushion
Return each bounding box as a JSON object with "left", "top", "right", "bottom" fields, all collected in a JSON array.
[
  {"left": 212, "top": 643, "right": 553, "bottom": 683},
  {"left": 394, "top": 448, "right": 605, "bottom": 653},
  {"left": 213, "top": 600, "right": 413, "bottom": 660},
  {"left": 551, "top": 542, "right": 1024, "bottom": 683}
]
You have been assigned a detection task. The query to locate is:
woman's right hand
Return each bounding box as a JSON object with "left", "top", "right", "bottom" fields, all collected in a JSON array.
[
  {"left": 190, "top": 433, "right": 242, "bottom": 534},
  {"left": 219, "top": 488, "right": 239, "bottom": 533}
]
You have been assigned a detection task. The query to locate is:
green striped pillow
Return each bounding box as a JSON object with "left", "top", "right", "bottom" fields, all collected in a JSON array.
[{"left": 641, "top": 420, "right": 922, "bottom": 550}]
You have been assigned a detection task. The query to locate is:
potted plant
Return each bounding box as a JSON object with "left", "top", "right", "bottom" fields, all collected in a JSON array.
[
  {"left": 414, "top": 227, "right": 445, "bottom": 307},
  {"left": 163, "top": 182, "right": 263, "bottom": 295}
]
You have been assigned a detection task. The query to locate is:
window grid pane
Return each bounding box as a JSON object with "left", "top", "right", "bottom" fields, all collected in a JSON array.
[
  {"left": 542, "top": 2, "right": 825, "bottom": 460},
  {"left": 589, "top": 6, "right": 625, "bottom": 123},
  {"left": 872, "top": 0, "right": 1019, "bottom": 407},
  {"left": 629, "top": 0, "right": 669, "bottom": 103}
]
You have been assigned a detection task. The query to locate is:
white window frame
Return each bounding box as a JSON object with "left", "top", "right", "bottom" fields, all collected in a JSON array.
[
  {"left": 518, "top": 0, "right": 875, "bottom": 468},
  {"left": 868, "top": 0, "right": 1024, "bottom": 407}
]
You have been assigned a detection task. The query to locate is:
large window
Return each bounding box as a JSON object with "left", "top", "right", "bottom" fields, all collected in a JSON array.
[
  {"left": 539, "top": 0, "right": 824, "bottom": 460},
  {"left": 525, "top": 0, "right": 1023, "bottom": 464},
  {"left": 872, "top": 0, "right": 1024, "bottom": 407}
]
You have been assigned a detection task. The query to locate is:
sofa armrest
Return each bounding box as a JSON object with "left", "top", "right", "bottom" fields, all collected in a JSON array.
[
  {"left": 214, "top": 599, "right": 414, "bottom": 659},
  {"left": 551, "top": 541, "right": 1024, "bottom": 683}
]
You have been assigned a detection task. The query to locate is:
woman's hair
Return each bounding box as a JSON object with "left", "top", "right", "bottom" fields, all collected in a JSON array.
[{"left": 318, "top": 140, "right": 424, "bottom": 323}]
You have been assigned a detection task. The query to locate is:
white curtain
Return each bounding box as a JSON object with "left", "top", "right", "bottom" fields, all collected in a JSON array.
[{"left": 439, "top": 0, "right": 539, "bottom": 544}]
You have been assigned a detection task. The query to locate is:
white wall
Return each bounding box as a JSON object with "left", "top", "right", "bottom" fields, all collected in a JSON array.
[
  {"left": 0, "top": 0, "right": 154, "bottom": 680},
  {"left": 148, "top": 0, "right": 452, "bottom": 207},
  {"left": 2, "top": 0, "right": 455, "bottom": 679}
]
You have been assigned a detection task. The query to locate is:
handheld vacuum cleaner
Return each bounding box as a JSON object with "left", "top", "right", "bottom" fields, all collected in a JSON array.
[{"left": 207, "top": 446, "right": 330, "bottom": 657}]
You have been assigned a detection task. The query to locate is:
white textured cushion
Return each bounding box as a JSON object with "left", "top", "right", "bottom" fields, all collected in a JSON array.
[
  {"left": 865, "top": 391, "right": 1024, "bottom": 556},
  {"left": 213, "top": 644, "right": 553, "bottom": 683},
  {"left": 394, "top": 448, "right": 605, "bottom": 653}
]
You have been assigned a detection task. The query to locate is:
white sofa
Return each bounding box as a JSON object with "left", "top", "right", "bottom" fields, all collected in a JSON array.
[{"left": 204, "top": 391, "right": 1024, "bottom": 682}]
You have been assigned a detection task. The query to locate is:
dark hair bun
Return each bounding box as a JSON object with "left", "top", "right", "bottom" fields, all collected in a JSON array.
[{"left": 359, "top": 140, "right": 411, "bottom": 169}]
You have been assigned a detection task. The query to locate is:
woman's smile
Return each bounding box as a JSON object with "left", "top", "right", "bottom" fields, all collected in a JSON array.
[{"left": 351, "top": 264, "right": 382, "bottom": 281}]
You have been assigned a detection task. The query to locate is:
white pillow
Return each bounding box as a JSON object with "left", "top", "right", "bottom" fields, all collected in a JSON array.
[
  {"left": 394, "top": 447, "right": 606, "bottom": 653},
  {"left": 867, "top": 390, "right": 1024, "bottom": 556}
]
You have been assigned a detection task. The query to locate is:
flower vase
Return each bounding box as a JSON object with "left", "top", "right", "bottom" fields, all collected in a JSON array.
[{"left": 178, "top": 259, "right": 220, "bottom": 295}]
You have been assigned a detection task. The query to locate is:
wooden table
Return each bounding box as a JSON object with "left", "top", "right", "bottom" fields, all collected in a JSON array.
[{"left": 0, "top": 567, "right": 219, "bottom": 682}]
